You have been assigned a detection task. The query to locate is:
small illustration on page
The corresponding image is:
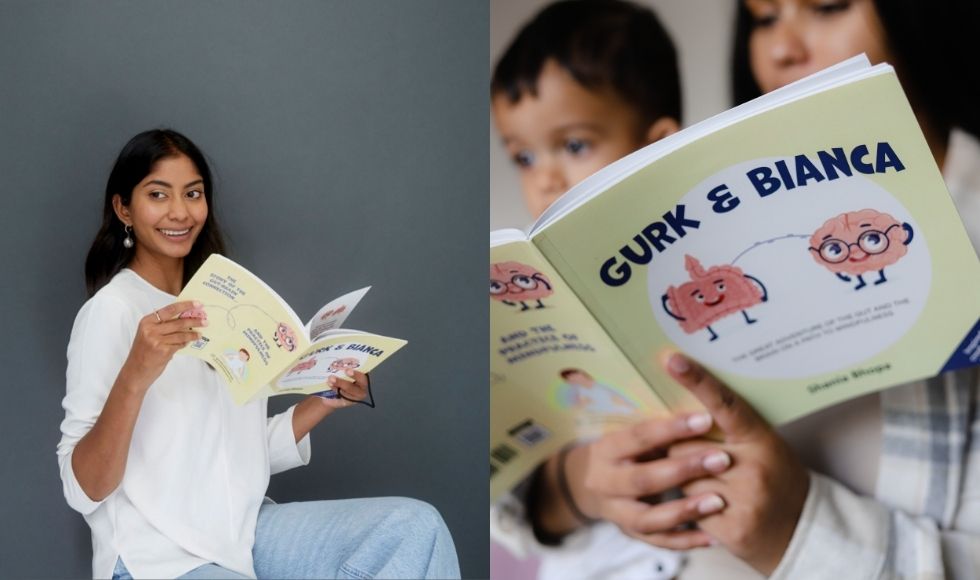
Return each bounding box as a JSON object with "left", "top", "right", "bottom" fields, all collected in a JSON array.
[
  {"left": 808, "top": 209, "right": 914, "bottom": 290},
  {"left": 662, "top": 255, "right": 768, "bottom": 342},
  {"left": 273, "top": 322, "right": 298, "bottom": 352},
  {"left": 553, "top": 368, "right": 637, "bottom": 416},
  {"left": 490, "top": 261, "right": 554, "bottom": 311},
  {"left": 328, "top": 357, "right": 361, "bottom": 374},
  {"left": 223, "top": 348, "right": 250, "bottom": 381}
]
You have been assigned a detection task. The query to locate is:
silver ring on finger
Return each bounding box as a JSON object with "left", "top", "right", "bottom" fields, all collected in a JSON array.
[{"left": 153, "top": 310, "right": 162, "bottom": 323}]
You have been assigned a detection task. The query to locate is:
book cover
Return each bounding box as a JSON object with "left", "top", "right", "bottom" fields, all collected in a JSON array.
[{"left": 489, "top": 59, "right": 980, "bottom": 500}]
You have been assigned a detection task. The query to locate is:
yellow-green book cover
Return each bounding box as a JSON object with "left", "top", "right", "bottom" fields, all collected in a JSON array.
[
  {"left": 175, "top": 254, "right": 407, "bottom": 405},
  {"left": 489, "top": 57, "right": 980, "bottom": 501}
]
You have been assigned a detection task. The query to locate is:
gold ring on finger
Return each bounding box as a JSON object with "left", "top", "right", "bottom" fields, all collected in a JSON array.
[{"left": 154, "top": 310, "right": 162, "bottom": 323}]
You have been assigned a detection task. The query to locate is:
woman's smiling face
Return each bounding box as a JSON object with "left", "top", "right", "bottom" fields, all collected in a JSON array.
[{"left": 114, "top": 153, "right": 209, "bottom": 266}]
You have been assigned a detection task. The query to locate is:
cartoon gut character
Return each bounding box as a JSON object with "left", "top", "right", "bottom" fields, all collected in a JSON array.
[
  {"left": 662, "top": 255, "right": 768, "bottom": 342},
  {"left": 273, "top": 322, "right": 298, "bottom": 352},
  {"left": 287, "top": 357, "right": 317, "bottom": 375},
  {"left": 808, "top": 209, "right": 913, "bottom": 290},
  {"left": 490, "top": 261, "right": 554, "bottom": 311},
  {"left": 328, "top": 357, "right": 361, "bottom": 374}
]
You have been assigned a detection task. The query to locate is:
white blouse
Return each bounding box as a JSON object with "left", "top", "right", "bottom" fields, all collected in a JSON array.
[{"left": 57, "top": 268, "right": 311, "bottom": 579}]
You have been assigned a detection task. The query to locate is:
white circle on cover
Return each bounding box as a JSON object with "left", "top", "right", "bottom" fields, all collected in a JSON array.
[{"left": 646, "top": 156, "right": 931, "bottom": 379}]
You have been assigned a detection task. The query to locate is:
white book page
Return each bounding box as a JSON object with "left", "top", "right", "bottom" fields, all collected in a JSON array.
[
  {"left": 491, "top": 228, "right": 529, "bottom": 247},
  {"left": 305, "top": 286, "right": 371, "bottom": 340}
]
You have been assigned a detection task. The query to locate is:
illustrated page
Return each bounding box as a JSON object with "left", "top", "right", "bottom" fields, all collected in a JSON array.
[
  {"left": 490, "top": 239, "right": 670, "bottom": 502},
  {"left": 176, "top": 254, "right": 310, "bottom": 404}
]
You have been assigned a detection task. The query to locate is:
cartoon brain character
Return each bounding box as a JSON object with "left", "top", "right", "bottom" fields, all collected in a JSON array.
[
  {"left": 490, "top": 261, "right": 554, "bottom": 311},
  {"left": 809, "top": 209, "right": 913, "bottom": 290},
  {"left": 328, "top": 357, "right": 361, "bottom": 373},
  {"left": 273, "top": 322, "right": 298, "bottom": 352},
  {"left": 662, "top": 255, "right": 768, "bottom": 342}
]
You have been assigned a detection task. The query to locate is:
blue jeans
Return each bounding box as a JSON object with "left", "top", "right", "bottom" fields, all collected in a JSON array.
[{"left": 111, "top": 497, "right": 460, "bottom": 579}]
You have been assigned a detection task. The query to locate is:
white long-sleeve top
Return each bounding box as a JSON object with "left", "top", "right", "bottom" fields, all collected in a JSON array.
[{"left": 57, "top": 268, "right": 311, "bottom": 579}]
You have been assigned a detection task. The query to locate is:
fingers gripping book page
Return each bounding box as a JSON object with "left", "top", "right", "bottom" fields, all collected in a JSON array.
[{"left": 490, "top": 236, "right": 669, "bottom": 502}]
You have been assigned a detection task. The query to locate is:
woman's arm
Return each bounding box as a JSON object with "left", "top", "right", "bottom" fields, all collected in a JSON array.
[
  {"left": 71, "top": 366, "right": 152, "bottom": 502},
  {"left": 69, "top": 300, "right": 205, "bottom": 502}
]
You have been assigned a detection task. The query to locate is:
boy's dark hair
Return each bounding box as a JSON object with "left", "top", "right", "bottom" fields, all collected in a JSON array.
[
  {"left": 492, "top": 0, "right": 682, "bottom": 128},
  {"left": 559, "top": 368, "right": 588, "bottom": 380},
  {"left": 731, "top": 0, "right": 980, "bottom": 139}
]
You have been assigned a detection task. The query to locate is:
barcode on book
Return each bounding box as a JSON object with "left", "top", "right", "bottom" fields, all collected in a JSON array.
[
  {"left": 491, "top": 443, "right": 518, "bottom": 464},
  {"left": 508, "top": 419, "right": 550, "bottom": 447}
]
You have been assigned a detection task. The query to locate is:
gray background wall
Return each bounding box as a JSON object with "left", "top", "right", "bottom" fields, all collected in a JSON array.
[
  {"left": 490, "top": 0, "right": 736, "bottom": 230},
  {"left": 0, "top": 1, "right": 488, "bottom": 577}
]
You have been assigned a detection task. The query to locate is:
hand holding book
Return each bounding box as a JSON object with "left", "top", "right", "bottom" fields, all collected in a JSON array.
[
  {"left": 312, "top": 369, "right": 372, "bottom": 409},
  {"left": 660, "top": 352, "right": 808, "bottom": 576},
  {"left": 537, "top": 351, "right": 808, "bottom": 574},
  {"left": 122, "top": 300, "right": 210, "bottom": 396}
]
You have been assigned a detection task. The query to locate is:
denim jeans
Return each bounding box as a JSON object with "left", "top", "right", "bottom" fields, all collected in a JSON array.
[{"left": 111, "top": 497, "right": 460, "bottom": 579}]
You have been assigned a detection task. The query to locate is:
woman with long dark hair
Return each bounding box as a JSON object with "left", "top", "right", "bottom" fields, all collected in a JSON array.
[{"left": 58, "top": 129, "right": 459, "bottom": 579}]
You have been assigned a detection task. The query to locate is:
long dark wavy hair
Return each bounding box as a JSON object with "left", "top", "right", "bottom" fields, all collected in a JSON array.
[{"left": 84, "top": 129, "right": 227, "bottom": 296}]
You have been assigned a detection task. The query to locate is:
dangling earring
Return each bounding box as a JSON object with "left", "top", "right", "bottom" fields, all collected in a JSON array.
[{"left": 123, "top": 224, "right": 134, "bottom": 249}]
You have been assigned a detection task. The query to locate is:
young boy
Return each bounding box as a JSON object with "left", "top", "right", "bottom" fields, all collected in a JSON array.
[
  {"left": 491, "top": 0, "right": 681, "bottom": 219},
  {"left": 490, "top": 2, "right": 690, "bottom": 579}
]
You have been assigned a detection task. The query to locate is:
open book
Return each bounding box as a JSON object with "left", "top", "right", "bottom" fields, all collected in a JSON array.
[
  {"left": 175, "top": 254, "right": 407, "bottom": 405},
  {"left": 489, "top": 56, "right": 980, "bottom": 500}
]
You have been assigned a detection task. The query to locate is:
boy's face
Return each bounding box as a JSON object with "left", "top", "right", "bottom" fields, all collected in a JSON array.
[{"left": 492, "top": 60, "right": 650, "bottom": 220}]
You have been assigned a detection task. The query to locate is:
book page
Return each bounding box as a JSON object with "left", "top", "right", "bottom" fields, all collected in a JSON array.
[
  {"left": 267, "top": 330, "right": 407, "bottom": 399},
  {"left": 305, "top": 286, "right": 371, "bottom": 340},
  {"left": 490, "top": 238, "right": 670, "bottom": 502},
  {"left": 175, "top": 254, "right": 310, "bottom": 404},
  {"left": 533, "top": 70, "right": 980, "bottom": 425}
]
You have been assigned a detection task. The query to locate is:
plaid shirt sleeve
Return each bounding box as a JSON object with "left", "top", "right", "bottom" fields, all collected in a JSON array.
[{"left": 772, "top": 370, "right": 980, "bottom": 579}]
